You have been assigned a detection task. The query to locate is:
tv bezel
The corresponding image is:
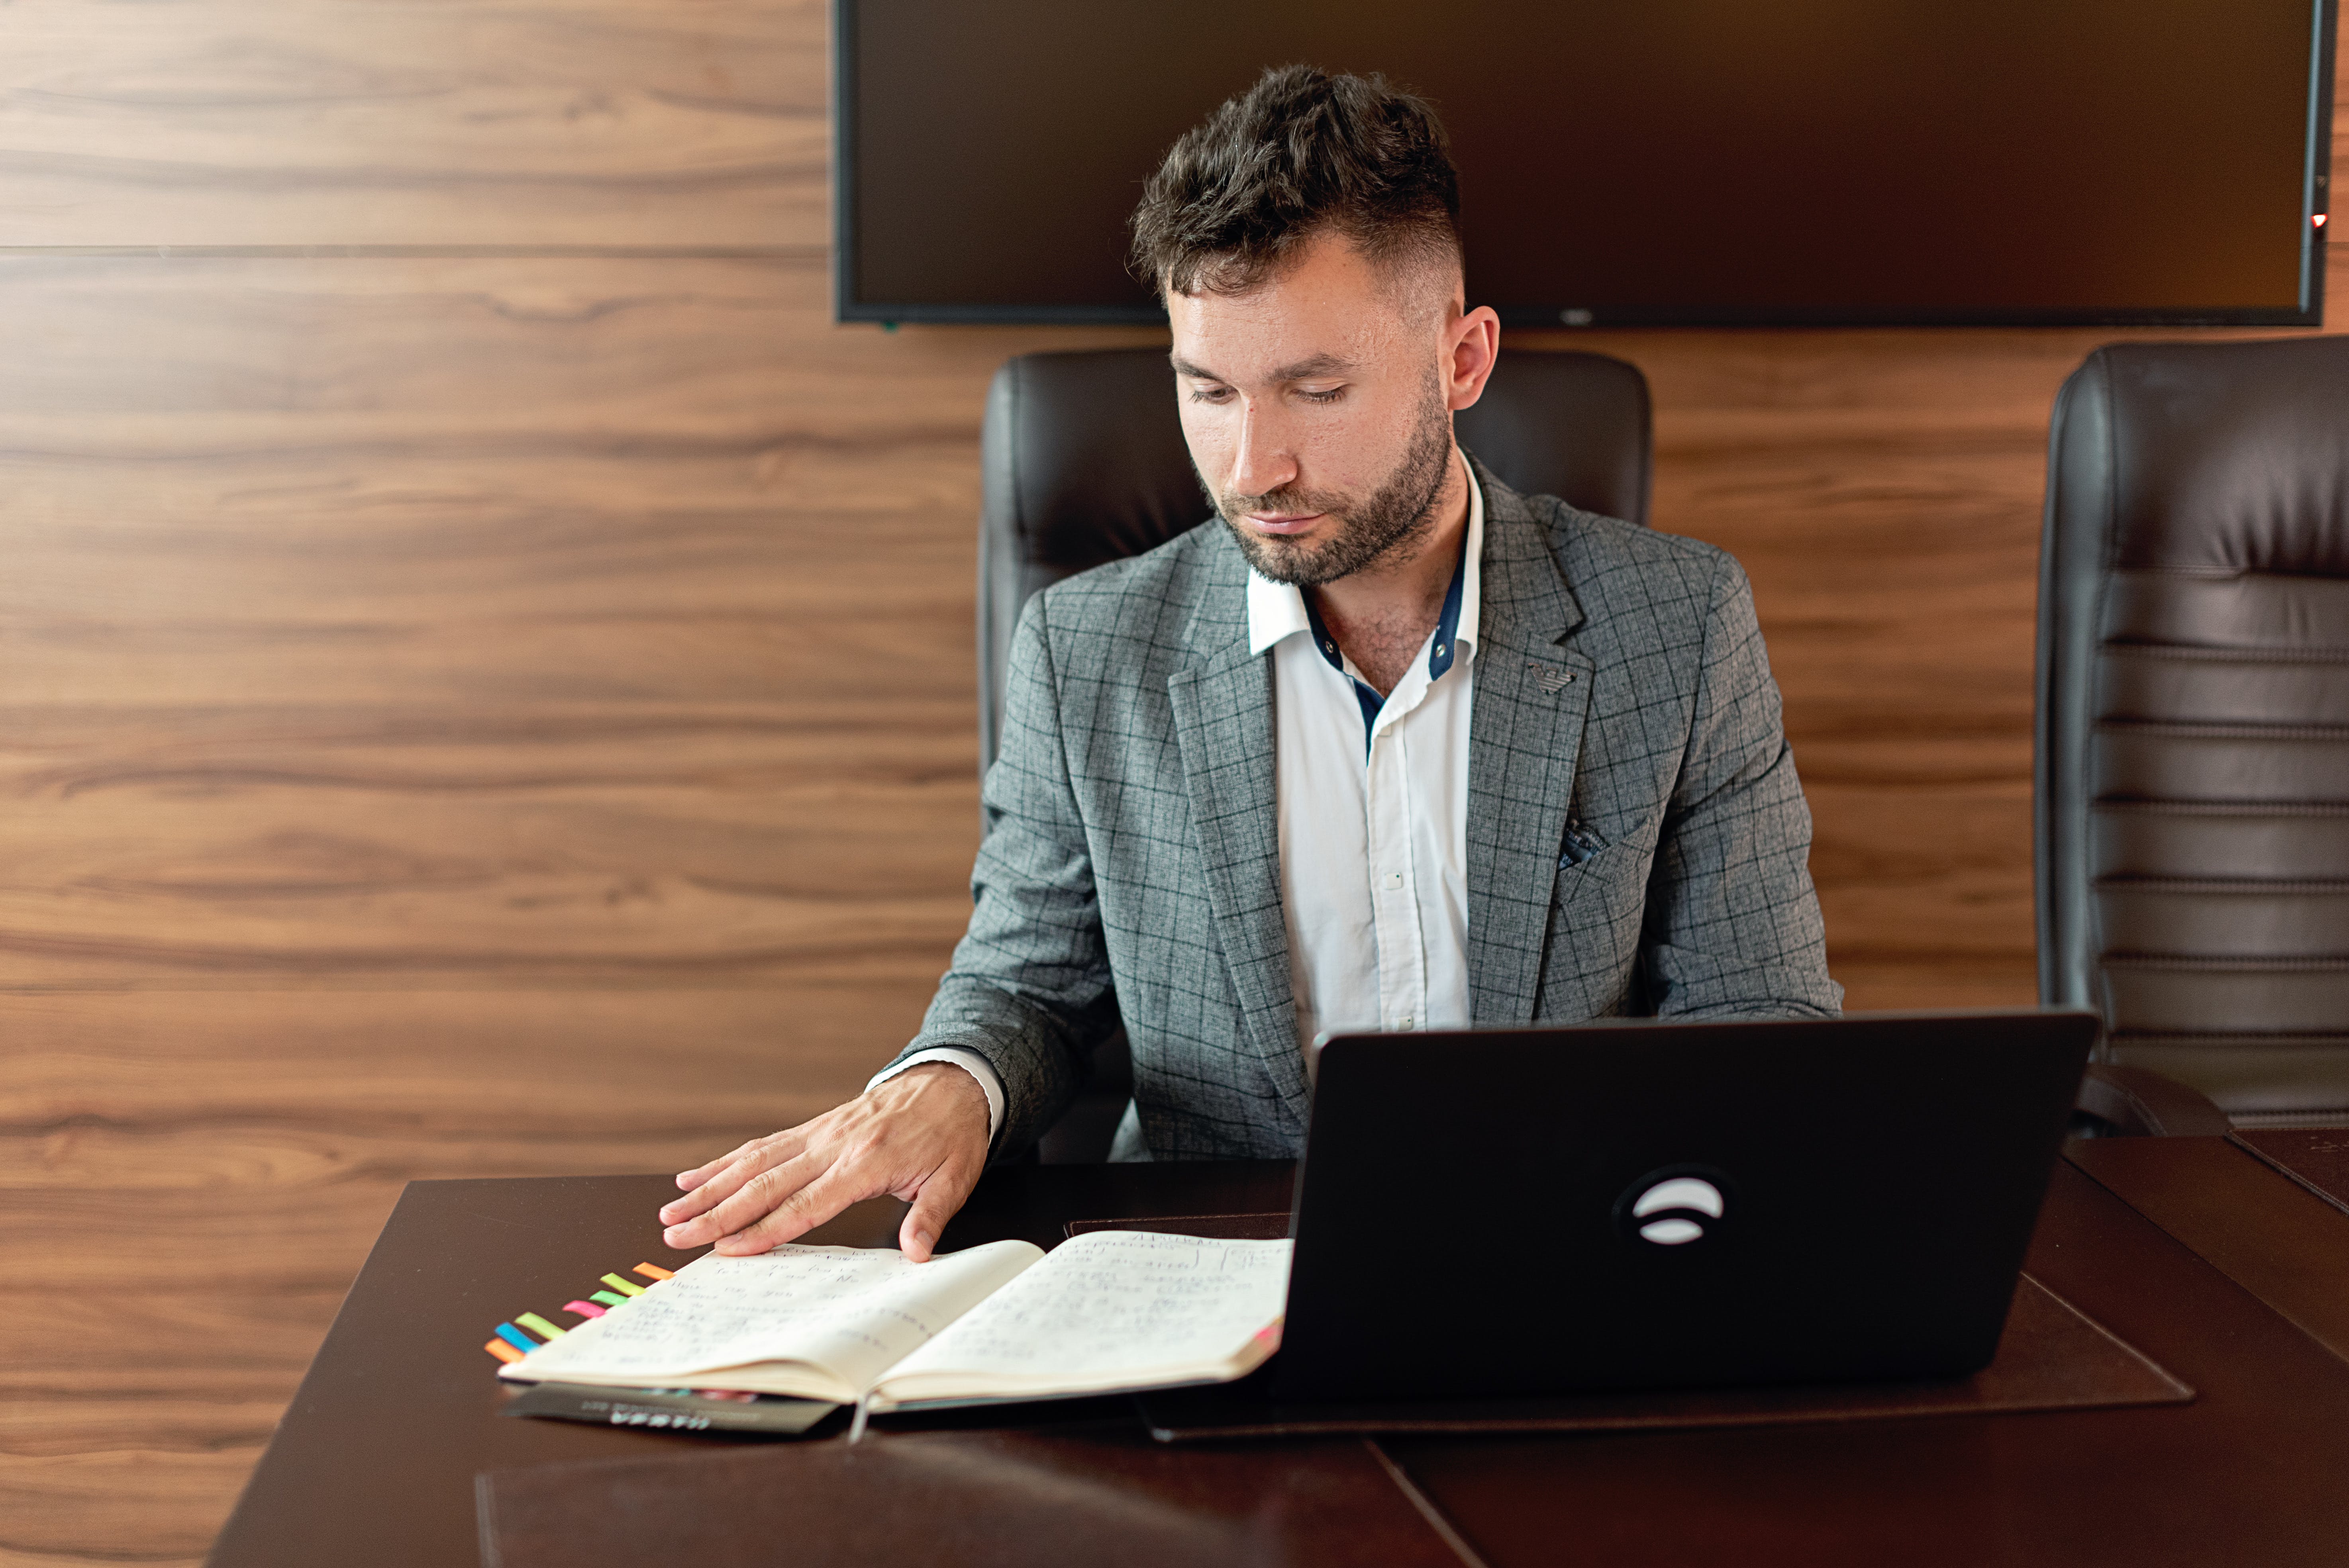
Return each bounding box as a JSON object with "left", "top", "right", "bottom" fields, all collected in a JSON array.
[{"left": 832, "top": 0, "right": 2335, "bottom": 329}]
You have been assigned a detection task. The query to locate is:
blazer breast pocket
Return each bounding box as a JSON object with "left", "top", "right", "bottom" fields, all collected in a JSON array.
[{"left": 1553, "top": 823, "right": 1652, "bottom": 935}]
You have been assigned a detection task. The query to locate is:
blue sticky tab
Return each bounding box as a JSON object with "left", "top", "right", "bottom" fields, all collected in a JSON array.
[{"left": 494, "top": 1322, "right": 539, "bottom": 1353}]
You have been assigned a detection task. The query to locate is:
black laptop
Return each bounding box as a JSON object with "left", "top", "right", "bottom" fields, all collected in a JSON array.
[{"left": 1258, "top": 1008, "right": 2095, "bottom": 1403}]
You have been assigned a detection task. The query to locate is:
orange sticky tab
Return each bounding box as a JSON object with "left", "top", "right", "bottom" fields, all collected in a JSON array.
[
  {"left": 484, "top": 1338, "right": 526, "bottom": 1365},
  {"left": 633, "top": 1263, "right": 675, "bottom": 1282}
]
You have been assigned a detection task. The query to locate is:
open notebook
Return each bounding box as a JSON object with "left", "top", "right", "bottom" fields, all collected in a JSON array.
[{"left": 498, "top": 1230, "right": 1292, "bottom": 1413}]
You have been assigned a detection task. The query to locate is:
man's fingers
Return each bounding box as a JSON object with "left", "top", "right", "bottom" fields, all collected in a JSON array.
[
  {"left": 662, "top": 1146, "right": 816, "bottom": 1246},
  {"left": 673, "top": 1142, "right": 753, "bottom": 1192},
  {"left": 717, "top": 1164, "right": 864, "bottom": 1256},
  {"left": 659, "top": 1131, "right": 809, "bottom": 1228},
  {"left": 694, "top": 1149, "right": 831, "bottom": 1243},
  {"left": 898, "top": 1154, "right": 985, "bottom": 1263},
  {"left": 665, "top": 1068, "right": 990, "bottom": 1256}
]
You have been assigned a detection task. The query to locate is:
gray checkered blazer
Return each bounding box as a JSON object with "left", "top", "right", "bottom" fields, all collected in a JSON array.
[{"left": 886, "top": 459, "right": 1841, "bottom": 1160}]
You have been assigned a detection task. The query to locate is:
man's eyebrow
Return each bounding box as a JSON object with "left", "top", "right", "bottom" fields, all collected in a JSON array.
[
  {"left": 1168, "top": 352, "right": 1355, "bottom": 382},
  {"left": 1270, "top": 353, "right": 1353, "bottom": 380}
]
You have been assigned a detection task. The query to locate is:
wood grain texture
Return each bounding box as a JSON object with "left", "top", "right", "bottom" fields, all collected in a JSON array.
[
  {"left": 0, "top": 6, "right": 2338, "bottom": 1564},
  {"left": 0, "top": 1, "right": 826, "bottom": 249},
  {"left": 0, "top": 988, "right": 889, "bottom": 1566},
  {"left": 0, "top": 254, "right": 1154, "bottom": 985}
]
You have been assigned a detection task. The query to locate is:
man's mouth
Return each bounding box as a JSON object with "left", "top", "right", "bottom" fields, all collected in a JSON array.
[{"left": 1244, "top": 512, "right": 1325, "bottom": 536}]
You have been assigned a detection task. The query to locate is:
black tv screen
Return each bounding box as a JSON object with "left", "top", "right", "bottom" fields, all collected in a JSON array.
[{"left": 836, "top": 0, "right": 2334, "bottom": 327}]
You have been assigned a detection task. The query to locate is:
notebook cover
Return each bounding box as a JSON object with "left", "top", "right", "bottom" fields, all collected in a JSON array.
[
  {"left": 1065, "top": 1212, "right": 1291, "bottom": 1241},
  {"left": 1136, "top": 1273, "right": 2192, "bottom": 1441},
  {"left": 2231, "top": 1129, "right": 2349, "bottom": 1217},
  {"left": 476, "top": 1424, "right": 1472, "bottom": 1568}
]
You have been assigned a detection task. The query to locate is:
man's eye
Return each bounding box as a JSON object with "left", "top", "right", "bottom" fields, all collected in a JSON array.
[
  {"left": 1188, "top": 385, "right": 1234, "bottom": 404},
  {"left": 1298, "top": 386, "right": 1345, "bottom": 404}
]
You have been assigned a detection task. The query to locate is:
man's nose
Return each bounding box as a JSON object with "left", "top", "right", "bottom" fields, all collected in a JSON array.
[{"left": 1229, "top": 400, "right": 1300, "bottom": 498}]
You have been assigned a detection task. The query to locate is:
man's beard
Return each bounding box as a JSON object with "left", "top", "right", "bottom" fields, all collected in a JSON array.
[{"left": 1210, "top": 382, "right": 1454, "bottom": 588}]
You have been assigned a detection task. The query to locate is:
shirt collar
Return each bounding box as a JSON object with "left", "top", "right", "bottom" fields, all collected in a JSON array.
[{"left": 1246, "top": 453, "right": 1485, "bottom": 661}]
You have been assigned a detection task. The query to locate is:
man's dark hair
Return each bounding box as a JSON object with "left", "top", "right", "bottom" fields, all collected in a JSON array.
[{"left": 1130, "top": 65, "right": 1461, "bottom": 301}]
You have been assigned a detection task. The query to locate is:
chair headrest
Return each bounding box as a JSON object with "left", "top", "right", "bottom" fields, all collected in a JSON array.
[
  {"left": 2095, "top": 337, "right": 2349, "bottom": 576},
  {"left": 983, "top": 349, "right": 1207, "bottom": 577},
  {"left": 982, "top": 346, "right": 1654, "bottom": 575}
]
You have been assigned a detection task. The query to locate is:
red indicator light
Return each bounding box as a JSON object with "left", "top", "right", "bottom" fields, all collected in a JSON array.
[{"left": 2317, "top": 213, "right": 2329, "bottom": 228}]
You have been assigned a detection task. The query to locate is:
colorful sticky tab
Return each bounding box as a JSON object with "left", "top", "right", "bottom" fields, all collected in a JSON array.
[{"left": 480, "top": 1259, "right": 682, "bottom": 1375}]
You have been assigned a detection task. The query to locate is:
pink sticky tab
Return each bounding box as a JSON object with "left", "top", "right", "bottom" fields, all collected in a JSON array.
[{"left": 562, "top": 1299, "right": 607, "bottom": 1319}]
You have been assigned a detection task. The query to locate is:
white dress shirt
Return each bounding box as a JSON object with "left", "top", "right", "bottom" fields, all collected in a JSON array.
[
  {"left": 1253, "top": 461, "right": 1481, "bottom": 1053},
  {"left": 875, "top": 460, "right": 1484, "bottom": 1134}
]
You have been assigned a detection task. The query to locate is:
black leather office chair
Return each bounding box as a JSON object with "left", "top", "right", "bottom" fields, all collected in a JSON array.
[
  {"left": 977, "top": 346, "right": 1655, "bottom": 1159},
  {"left": 978, "top": 346, "right": 1652, "bottom": 770},
  {"left": 2039, "top": 336, "right": 2349, "bottom": 1132}
]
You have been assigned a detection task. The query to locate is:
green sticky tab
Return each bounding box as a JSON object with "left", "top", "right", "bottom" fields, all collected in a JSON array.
[
  {"left": 514, "top": 1313, "right": 566, "bottom": 1340},
  {"left": 600, "top": 1274, "right": 647, "bottom": 1297},
  {"left": 590, "top": 1291, "right": 629, "bottom": 1307}
]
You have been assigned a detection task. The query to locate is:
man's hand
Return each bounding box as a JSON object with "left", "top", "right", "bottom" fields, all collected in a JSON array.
[{"left": 658, "top": 1064, "right": 990, "bottom": 1262}]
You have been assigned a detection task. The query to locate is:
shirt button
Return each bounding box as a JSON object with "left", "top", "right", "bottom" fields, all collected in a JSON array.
[
  {"left": 1400, "top": 1015, "right": 1416, "bottom": 1029},
  {"left": 1385, "top": 872, "right": 1404, "bottom": 890}
]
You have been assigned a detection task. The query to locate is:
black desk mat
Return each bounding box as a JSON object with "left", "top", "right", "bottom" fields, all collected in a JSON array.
[
  {"left": 1066, "top": 1211, "right": 2192, "bottom": 1442},
  {"left": 1136, "top": 1272, "right": 2191, "bottom": 1440}
]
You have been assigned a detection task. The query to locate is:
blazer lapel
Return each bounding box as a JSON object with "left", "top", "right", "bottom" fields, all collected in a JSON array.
[
  {"left": 1166, "top": 547, "right": 1309, "bottom": 1113},
  {"left": 1467, "top": 466, "right": 1594, "bottom": 1025}
]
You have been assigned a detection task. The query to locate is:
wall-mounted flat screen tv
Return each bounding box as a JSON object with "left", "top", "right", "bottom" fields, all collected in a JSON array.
[{"left": 836, "top": 0, "right": 2335, "bottom": 327}]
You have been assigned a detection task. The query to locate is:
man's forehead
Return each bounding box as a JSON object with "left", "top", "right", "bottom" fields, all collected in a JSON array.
[{"left": 1167, "top": 295, "right": 1395, "bottom": 384}]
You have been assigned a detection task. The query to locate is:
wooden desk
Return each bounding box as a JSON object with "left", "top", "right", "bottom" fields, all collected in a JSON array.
[
  {"left": 206, "top": 1162, "right": 1296, "bottom": 1568},
  {"left": 2067, "top": 1134, "right": 2349, "bottom": 1366},
  {"left": 209, "top": 1145, "right": 2349, "bottom": 1568}
]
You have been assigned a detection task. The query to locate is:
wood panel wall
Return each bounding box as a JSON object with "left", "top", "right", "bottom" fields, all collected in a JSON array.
[{"left": 2, "top": 5, "right": 2339, "bottom": 1560}]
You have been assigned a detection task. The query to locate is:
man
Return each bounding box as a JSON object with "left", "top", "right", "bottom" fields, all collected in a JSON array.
[{"left": 659, "top": 66, "right": 1839, "bottom": 1262}]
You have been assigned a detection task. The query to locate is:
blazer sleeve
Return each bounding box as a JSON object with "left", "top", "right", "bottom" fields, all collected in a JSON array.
[
  {"left": 1639, "top": 554, "right": 1844, "bottom": 1019},
  {"left": 877, "top": 589, "right": 1119, "bottom": 1156}
]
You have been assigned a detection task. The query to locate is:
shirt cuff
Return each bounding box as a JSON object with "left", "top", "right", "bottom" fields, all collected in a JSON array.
[{"left": 869, "top": 1048, "right": 1005, "bottom": 1143}]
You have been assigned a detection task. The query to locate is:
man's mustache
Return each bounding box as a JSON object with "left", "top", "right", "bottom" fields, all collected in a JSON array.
[{"left": 1220, "top": 487, "right": 1351, "bottom": 519}]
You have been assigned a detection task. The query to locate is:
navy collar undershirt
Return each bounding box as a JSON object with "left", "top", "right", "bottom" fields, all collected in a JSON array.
[{"left": 1300, "top": 534, "right": 1470, "bottom": 760}]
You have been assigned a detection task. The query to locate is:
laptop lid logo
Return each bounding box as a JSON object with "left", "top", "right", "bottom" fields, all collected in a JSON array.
[{"left": 1616, "top": 1167, "right": 1733, "bottom": 1247}]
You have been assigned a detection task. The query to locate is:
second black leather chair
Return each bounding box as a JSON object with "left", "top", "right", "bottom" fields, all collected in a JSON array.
[{"left": 2039, "top": 336, "right": 2349, "bottom": 1130}]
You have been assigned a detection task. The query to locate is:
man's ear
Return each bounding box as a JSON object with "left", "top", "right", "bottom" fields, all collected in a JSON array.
[{"left": 1446, "top": 304, "right": 1501, "bottom": 412}]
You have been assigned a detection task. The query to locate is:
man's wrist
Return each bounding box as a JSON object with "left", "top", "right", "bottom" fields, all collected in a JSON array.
[{"left": 869, "top": 1048, "right": 1005, "bottom": 1143}]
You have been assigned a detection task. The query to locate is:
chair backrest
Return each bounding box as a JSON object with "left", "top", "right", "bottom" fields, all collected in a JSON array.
[
  {"left": 2038, "top": 336, "right": 2349, "bottom": 1123},
  {"left": 978, "top": 346, "right": 1653, "bottom": 768}
]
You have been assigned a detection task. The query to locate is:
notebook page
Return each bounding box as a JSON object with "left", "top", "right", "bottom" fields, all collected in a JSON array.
[
  {"left": 502, "top": 1239, "right": 1041, "bottom": 1394},
  {"left": 875, "top": 1231, "right": 1292, "bottom": 1395}
]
